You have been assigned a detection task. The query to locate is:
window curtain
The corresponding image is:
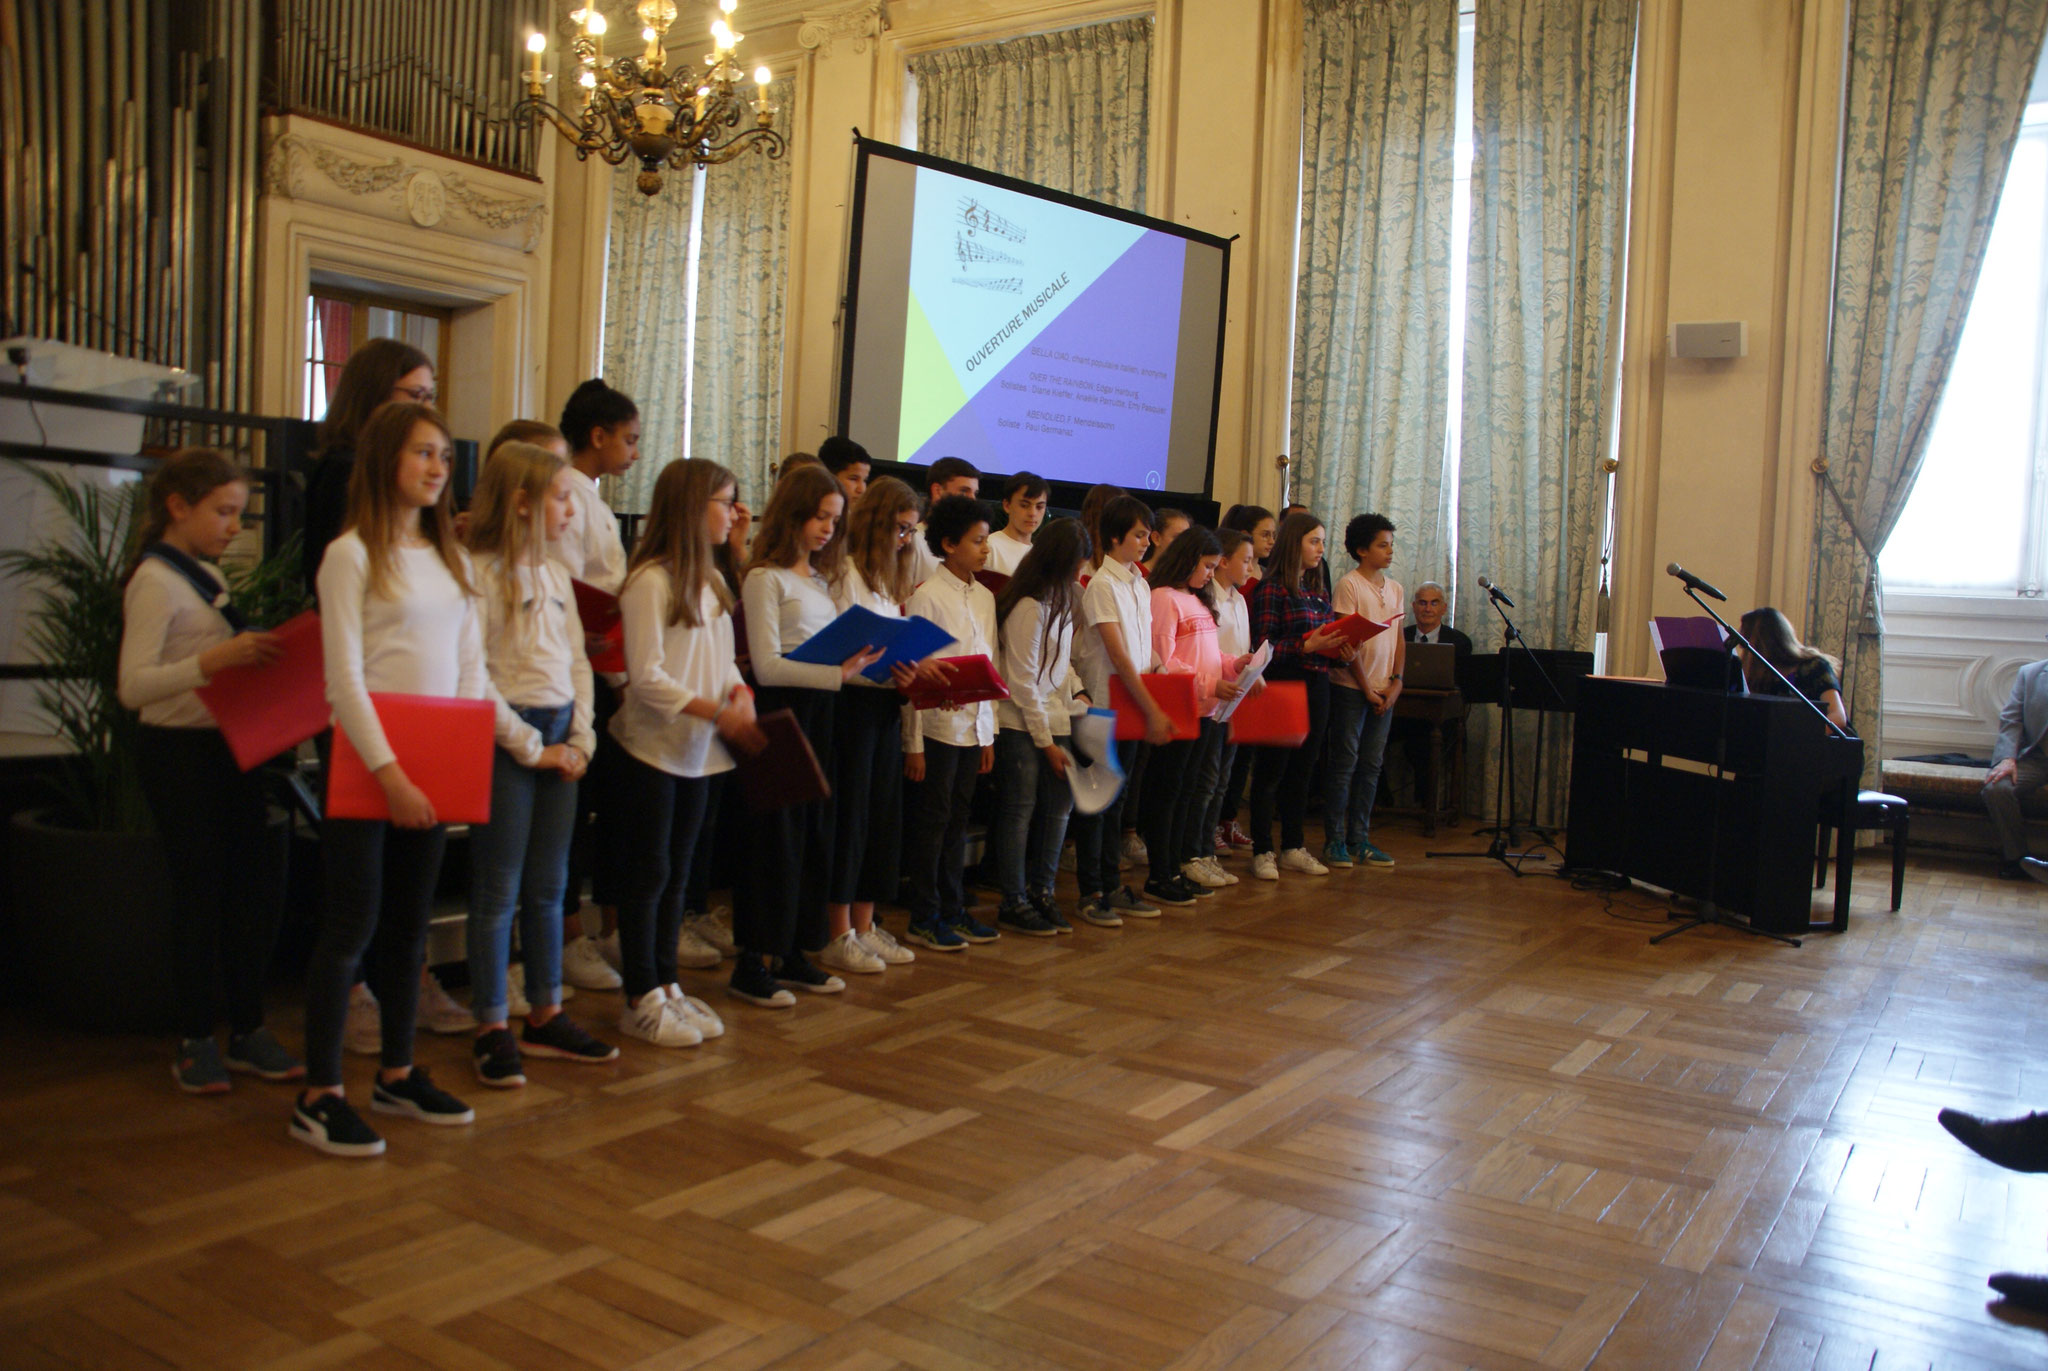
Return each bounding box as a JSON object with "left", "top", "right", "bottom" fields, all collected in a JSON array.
[
  {"left": 1812, "top": 0, "right": 2048, "bottom": 778},
  {"left": 600, "top": 165, "right": 698, "bottom": 514},
  {"left": 1456, "top": 0, "right": 1637, "bottom": 825},
  {"left": 690, "top": 76, "right": 797, "bottom": 506},
  {"left": 1290, "top": 0, "right": 1459, "bottom": 585},
  {"left": 910, "top": 18, "right": 1152, "bottom": 212}
]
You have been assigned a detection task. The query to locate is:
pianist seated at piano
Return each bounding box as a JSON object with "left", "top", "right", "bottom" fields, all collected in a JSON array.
[
  {"left": 1735, "top": 607, "right": 1849, "bottom": 732},
  {"left": 1403, "top": 582, "right": 1472, "bottom": 656}
]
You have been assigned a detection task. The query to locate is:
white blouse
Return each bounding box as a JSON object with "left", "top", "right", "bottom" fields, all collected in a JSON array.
[
  {"left": 609, "top": 567, "right": 746, "bottom": 779},
  {"left": 117, "top": 556, "right": 233, "bottom": 730},
  {"left": 903, "top": 566, "right": 997, "bottom": 751},
  {"left": 742, "top": 563, "right": 843, "bottom": 692},
  {"left": 471, "top": 552, "right": 597, "bottom": 766}
]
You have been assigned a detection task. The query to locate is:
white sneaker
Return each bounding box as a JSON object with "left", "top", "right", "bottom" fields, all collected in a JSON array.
[
  {"left": 1279, "top": 847, "right": 1330, "bottom": 876},
  {"left": 663, "top": 984, "right": 725, "bottom": 1040},
  {"left": 1121, "top": 832, "right": 1148, "bottom": 867},
  {"left": 816, "top": 929, "right": 886, "bottom": 974},
  {"left": 857, "top": 924, "right": 915, "bottom": 965},
  {"left": 675, "top": 924, "right": 723, "bottom": 970},
  {"left": 419, "top": 971, "right": 475, "bottom": 1035},
  {"left": 1253, "top": 852, "right": 1279, "bottom": 881},
  {"left": 506, "top": 964, "right": 531, "bottom": 1019},
  {"left": 687, "top": 906, "right": 737, "bottom": 957},
  {"left": 562, "top": 935, "right": 622, "bottom": 991},
  {"left": 1201, "top": 857, "right": 1239, "bottom": 886},
  {"left": 344, "top": 982, "right": 380, "bottom": 1056},
  {"left": 1181, "top": 859, "right": 1227, "bottom": 889},
  {"left": 619, "top": 987, "right": 700, "bottom": 1048},
  {"left": 595, "top": 931, "right": 623, "bottom": 971}
]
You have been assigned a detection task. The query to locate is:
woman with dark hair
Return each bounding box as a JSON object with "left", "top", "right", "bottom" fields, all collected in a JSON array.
[
  {"left": 1737, "top": 607, "right": 1848, "bottom": 730},
  {"left": 301, "top": 338, "right": 435, "bottom": 597}
]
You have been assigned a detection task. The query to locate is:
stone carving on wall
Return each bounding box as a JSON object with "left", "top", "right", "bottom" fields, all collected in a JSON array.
[
  {"left": 263, "top": 129, "right": 547, "bottom": 252},
  {"left": 798, "top": 0, "right": 889, "bottom": 57}
]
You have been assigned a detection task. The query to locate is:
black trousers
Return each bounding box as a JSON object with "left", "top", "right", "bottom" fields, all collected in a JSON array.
[
  {"left": 905, "top": 739, "right": 982, "bottom": 925},
  {"left": 1248, "top": 665, "right": 1332, "bottom": 854},
  {"left": 739, "top": 686, "right": 835, "bottom": 959},
  {"left": 830, "top": 685, "right": 904, "bottom": 905},
  {"left": 611, "top": 751, "right": 711, "bottom": 999},
  {"left": 134, "top": 725, "right": 283, "bottom": 1041},
  {"left": 1139, "top": 736, "right": 1197, "bottom": 876}
]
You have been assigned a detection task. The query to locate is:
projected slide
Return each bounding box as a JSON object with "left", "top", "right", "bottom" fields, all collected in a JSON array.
[
  {"left": 898, "top": 165, "right": 1184, "bottom": 477},
  {"left": 841, "top": 141, "right": 1229, "bottom": 496}
]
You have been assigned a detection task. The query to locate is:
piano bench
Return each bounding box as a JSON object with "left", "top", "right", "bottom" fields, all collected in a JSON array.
[{"left": 1816, "top": 791, "right": 1909, "bottom": 927}]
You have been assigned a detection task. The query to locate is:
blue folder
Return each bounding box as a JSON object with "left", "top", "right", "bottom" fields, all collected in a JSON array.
[{"left": 784, "top": 604, "right": 956, "bottom": 683}]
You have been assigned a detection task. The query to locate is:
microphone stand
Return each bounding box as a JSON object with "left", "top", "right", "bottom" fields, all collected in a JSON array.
[
  {"left": 1649, "top": 585, "right": 1854, "bottom": 947},
  {"left": 1428, "top": 585, "right": 1566, "bottom": 876}
]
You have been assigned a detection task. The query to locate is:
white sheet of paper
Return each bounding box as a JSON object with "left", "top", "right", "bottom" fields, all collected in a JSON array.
[
  {"left": 1059, "top": 707, "right": 1126, "bottom": 815},
  {"left": 1213, "top": 640, "right": 1274, "bottom": 723}
]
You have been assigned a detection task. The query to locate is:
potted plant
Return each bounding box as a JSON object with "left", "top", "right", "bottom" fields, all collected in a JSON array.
[{"left": 1, "top": 462, "right": 306, "bottom": 1031}]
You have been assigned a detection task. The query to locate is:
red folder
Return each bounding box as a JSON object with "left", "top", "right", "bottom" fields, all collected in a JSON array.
[
  {"left": 326, "top": 693, "right": 496, "bottom": 824},
  {"left": 1316, "top": 612, "right": 1400, "bottom": 656},
  {"left": 734, "top": 708, "right": 831, "bottom": 813},
  {"left": 1109, "top": 673, "right": 1200, "bottom": 741},
  {"left": 572, "top": 579, "right": 626, "bottom": 674},
  {"left": 903, "top": 654, "right": 1009, "bottom": 710},
  {"left": 195, "top": 611, "right": 328, "bottom": 771},
  {"left": 974, "top": 569, "right": 1011, "bottom": 595},
  {"left": 1228, "top": 680, "right": 1309, "bottom": 746}
]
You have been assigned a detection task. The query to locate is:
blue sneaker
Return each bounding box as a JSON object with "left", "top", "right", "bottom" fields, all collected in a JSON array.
[
  {"left": 1322, "top": 840, "right": 1354, "bottom": 869},
  {"left": 1354, "top": 842, "right": 1394, "bottom": 868},
  {"left": 947, "top": 914, "right": 1000, "bottom": 944},
  {"left": 908, "top": 919, "right": 967, "bottom": 952}
]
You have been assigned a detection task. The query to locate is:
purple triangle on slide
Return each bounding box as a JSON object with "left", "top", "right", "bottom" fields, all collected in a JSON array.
[{"left": 909, "top": 232, "right": 1186, "bottom": 486}]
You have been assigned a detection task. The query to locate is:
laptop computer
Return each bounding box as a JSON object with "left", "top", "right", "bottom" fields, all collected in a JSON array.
[{"left": 1404, "top": 641, "right": 1459, "bottom": 690}]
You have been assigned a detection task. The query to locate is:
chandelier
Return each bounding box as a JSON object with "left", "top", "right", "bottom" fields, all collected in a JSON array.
[{"left": 519, "top": 0, "right": 786, "bottom": 197}]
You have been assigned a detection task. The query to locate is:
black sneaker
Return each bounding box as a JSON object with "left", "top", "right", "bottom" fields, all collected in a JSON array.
[
  {"left": 947, "top": 914, "right": 1001, "bottom": 944},
  {"left": 1181, "top": 874, "right": 1217, "bottom": 900},
  {"left": 370, "top": 1067, "right": 475, "bottom": 1125},
  {"left": 775, "top": 949, "right": 846, "bottom": 994},
  {"left": 1142, "top": 877, "right": 1198, "bottom": 907},
  {"left": 1031, "top": 891, "right": 1073, "bottom": 934},
  {"left": 472, "top": 1027, "right": 526, "bottom": 1089},
  {"left": 729, "top": 957, "right": 797, "bottom": 1007},
  {"left": 907, "top": 919, "right": 968, "bottom": 951},
  {"left": 997, "top": 904, "right": 1059, "bottom": 937},
  {"left": 289, "top": 1092, "right": 386, "bottom": 1158},
  {"left": 521, "top": 1014, "right": 619, "bottom": 1062}
]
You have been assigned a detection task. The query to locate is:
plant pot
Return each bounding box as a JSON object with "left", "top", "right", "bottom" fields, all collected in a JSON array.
[{"left": 8, "top": 808, "right": 178, "bottom": 1031}]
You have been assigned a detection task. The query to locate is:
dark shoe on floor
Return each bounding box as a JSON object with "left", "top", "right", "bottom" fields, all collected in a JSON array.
[
  {"left": 1142, "top": 877, "right": 1197, "bottom": 908},
  {"left": 947, "top": 914, "right": 1000, "bottom": 944},
  {"left": 1990, "top": 1272, "right": 2048, "bottom": 1313},
  {"left": 289, "top": 1093, "right": 385, "bottom": 1158},
  {"left": 174, "top": 1038, "right": 231, "bottom": 1095},
  {"left": 997, "top": 904, "right": 1059, "bottom": 937},
  {"left": 1997, "top": 859, "right": 2027, "bottom": 880},
  {"left": 472, "top": 1027, "right": 526, "bottom": 1088},
  {"left": 1031, "top": 891, "right": 1073, "bottom": 934},
  {"left": 729, "top": 958, "right": 798, "bottom": 1007},
  {"left": 907, "top": 919, "right": 968, "bottom": 952},
  {"left": 225, "top": 1027, "right": 305, "bottom": 1082},
  {"left": 371, "top": 1067, "right": 475, "bottom": 1125},
  {"left": 775, "top": 949, "right": 846, "bottom": 994},
  {"left": 521, "top": 1013, "right": 619, "bottom": 1062},
  {"left": 1938, "top": 1107, "right": 2048, "bottom": 1172},
  {"left": 2024, "top": 858, "right": 2048, "bottom": 887}
]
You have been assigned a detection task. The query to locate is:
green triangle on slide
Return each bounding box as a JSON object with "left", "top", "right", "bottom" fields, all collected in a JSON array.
[{"left": 897, "top": 292, "right": 968, "bottom": 461}]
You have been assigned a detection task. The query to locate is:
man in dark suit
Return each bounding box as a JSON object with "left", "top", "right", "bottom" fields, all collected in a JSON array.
[
  {"left": 1986, "top": 649, "right": 2048, "bottom": 882},
  {"left": 1386, "top": 582, "right": 1471, "bottom": 811}
]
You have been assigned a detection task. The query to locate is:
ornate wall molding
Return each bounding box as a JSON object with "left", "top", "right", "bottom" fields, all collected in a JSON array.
[
  {"left": 798, "top": 0, "right": 889, "bottom": 57},
  {"left": 262, "top": 128, "right": 548, "bottom": 253}
]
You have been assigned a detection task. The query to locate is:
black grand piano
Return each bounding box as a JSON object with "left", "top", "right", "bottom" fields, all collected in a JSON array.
[{"left": 1565, "top": 677, "right": 1865, "bottom": 935}]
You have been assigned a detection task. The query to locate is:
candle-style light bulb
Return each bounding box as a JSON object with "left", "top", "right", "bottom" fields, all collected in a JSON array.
[
  {"left": 720, "top": 0, "right": 737, "bottom": 11},
  {"left": 586, "top": 10, "right": 607, "bottom": 34},
  {"left": 710, "top": 18, "right": 732, "bottom": 48},
  {"left": 526, "top": 30, "right": 546, "bottom": 82},
  {"left": 754, "top": 66, "right": 770, "bottom": 86}
]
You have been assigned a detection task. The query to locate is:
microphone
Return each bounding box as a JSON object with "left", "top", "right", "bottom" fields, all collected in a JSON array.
[
  {"left": 1666, "top": 562, "right": 1728, "bottom": 602},
  {"left": 1477, "top": 575, "right": 1513, "bottom": 607}
]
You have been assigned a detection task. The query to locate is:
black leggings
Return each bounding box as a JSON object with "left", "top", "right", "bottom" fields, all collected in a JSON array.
[
  {"left": 830, "top": 686, "right": 904, "bottom": 905},
  {"left": 134, "top": 726, "right": 283, "bottom": 1041},
  {"left": 611, "top": 751, "right": 711, "bottom": 999},
  {"left": 739, "top": 687, "right": 836, "bottom": 959},
  {"left": 1247, "top": 666, "right": 1331, "bottom": 854}
]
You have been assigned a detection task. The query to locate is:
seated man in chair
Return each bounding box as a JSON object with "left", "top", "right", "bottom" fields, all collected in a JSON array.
[
  {"left": 1986, "top": 644, "right": 2048, "bottom": 883},
  {"left": 1387, "top": 581, "right": 1471, "bottom": 812}
]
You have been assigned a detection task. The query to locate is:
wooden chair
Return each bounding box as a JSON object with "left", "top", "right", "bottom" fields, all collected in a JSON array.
[{"left": 1816, "top": 790, "right": 1908, "bottom": 931}]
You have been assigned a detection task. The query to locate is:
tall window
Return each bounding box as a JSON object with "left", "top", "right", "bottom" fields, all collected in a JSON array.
[
  {"left": 303, "top": 289, "right": 448, "bottom": 422},
  {"left": 1879, "top": 98, "right": 2048, "bottom": 595}
]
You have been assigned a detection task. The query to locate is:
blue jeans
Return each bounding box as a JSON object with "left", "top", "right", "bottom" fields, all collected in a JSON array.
[
  {"left": 1324, "top": 686, "right": 1395, "bottom": 848},
  {"left": 1177, "top": 719, "right": 1224, "bottom": 863},
  {"left": 467, "top": 704, "right": 577, "bottom": 1024},
  {"left": 1198, "top": 729, "right": 1237, "bottom": 853},
  {"left": 994, "top": 728, "right": 1074, "bottom": 909}
]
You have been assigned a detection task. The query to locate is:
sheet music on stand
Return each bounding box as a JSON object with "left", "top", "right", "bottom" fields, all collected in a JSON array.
[{"left": 1213, "top": 640, "right": 1273, "bottom": 723}]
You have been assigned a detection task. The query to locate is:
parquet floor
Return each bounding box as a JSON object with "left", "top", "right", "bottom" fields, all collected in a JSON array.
[{"left": 7, "top": 824, "right": 2048, "bottom": 1370}]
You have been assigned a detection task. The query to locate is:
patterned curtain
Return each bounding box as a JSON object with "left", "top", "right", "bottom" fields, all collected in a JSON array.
[
  {"left": 1813, "top": 0, "right": 2048, "bottom": 778},
  {"left": 1456, "top": 0, "right": 1637, "bottom": 825},
  {"left": 910, "top": 18, "right": 1152, "bottom": 211},
  {"left": 1290, "top": 0, "right": 1459, "bottom": 585},
  {"left": 600, "top": 164, "right": 697, "bottom": 513},
  {"left": 690, "top": 76, "right": 797, "bottom": 506}
]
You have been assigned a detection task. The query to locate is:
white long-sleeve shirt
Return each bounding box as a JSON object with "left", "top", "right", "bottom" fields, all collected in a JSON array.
[
  {"left": 903, "top": 565, "right": 997, "bottom": 751},
  {"left": 742, "top": 563, "right": 844, "bottom": 692},
  {"left": 317, "top": 532, "right": 488, "bottom": 775},
  {"left": 551, "top": 467, "right": 627, "bottom": 594},
  {"left": 832, "top": 564, "right": 905, "bottom": 692},
  {"left": 117, "top": 555, "right": 233, "bottom": 729},
  {"left": 472, "top": 552, "right": 597, "bottom": 766},
  {"left": 1073, "top": 556, "right": 1155, "bottom": 706},
  {"left": 996, "top": 595, "right": 1083, "bottom": 747},
  {"left": 1214, "top": 583, "right": 1251, "bottom": 658},
  {"left": 608, "top": 566, "right": 745, "bottom": 779}
]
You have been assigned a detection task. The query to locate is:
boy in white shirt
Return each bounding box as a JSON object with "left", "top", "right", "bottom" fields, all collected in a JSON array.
[
  {"left": 1324, "top": 513, "right": 1405, "bottom": 869},
  {"left": 906, "top": 456, "right": 981, "bottom": 590},
  {"left": 983, "top": 471, "right": 1049, "bottom": 578},
  {"left": 901, "top": 496, "right": 999, "bottom": 949}
]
